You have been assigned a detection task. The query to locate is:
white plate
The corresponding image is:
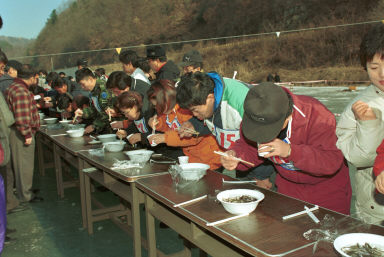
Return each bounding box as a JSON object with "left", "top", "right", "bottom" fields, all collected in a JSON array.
[{"left": 334, "top": 233, "right": 384, "bottom": 257}]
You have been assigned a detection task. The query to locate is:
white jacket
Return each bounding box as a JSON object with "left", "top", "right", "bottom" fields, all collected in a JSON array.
[{"left": 336, "top": 85, "right": 384, "bottom": 225}]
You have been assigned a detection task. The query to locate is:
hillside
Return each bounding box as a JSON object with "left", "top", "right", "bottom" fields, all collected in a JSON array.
[
  {"left": 0, "top": 36, "right": 33, "bottom": 59},
  {"left": 26, "top": 0, "right": 384, "bottom": 82}
]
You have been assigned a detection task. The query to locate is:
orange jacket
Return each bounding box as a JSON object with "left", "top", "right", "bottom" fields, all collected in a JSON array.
[{"left": 156, "top": 104, "right": 222, "bottom": 170}]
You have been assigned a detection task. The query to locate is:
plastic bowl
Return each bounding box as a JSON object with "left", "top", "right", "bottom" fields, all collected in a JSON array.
[
  {"left": 97, "top": 134, "right": 117, "bottom": 143},
  {"left": 217, "top": 189, "right": 265, "bottom": 215},
  {"left": 44, "top": 117, "right": 58, "bottom": 124},
  {"left": 103, "top": 141, "right": 126, "bottom": 152},
  {"left": 179, "top": 163, "right": 209, "bottom": 181},
  {"left": 124, "top": 149, "right": 154, "bottom": 164},
  {"left": 66, "top": 129, "right": 85, "bottom": 138}
]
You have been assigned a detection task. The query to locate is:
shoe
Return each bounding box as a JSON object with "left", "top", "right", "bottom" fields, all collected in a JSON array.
[
  {"left": 7, "top": 205, "right": 29, "bottom": 214},
  {"left": 6, "top": 228, "right": 16, "bottom": 234},
  {"left": 29, "top": 196, "right": 44, "bottom": 203}
]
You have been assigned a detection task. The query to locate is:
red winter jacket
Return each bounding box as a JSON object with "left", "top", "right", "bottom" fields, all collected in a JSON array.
[
  {"left": 373, "top": 139, "right": 384, "bottom": 178},
  {"left": 230, "top": 88, "right": 352, "bottom": 214}
]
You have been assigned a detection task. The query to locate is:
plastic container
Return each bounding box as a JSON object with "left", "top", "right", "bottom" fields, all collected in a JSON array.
[
  {"left": 103, "top": 141, "right": 126, "bottom": 152},
  {"left": 66, "top": 129, "right": 85, "bottom": 138},
  {"left": 179, "top": 163, "right": 209, "bottom": 181},
  {"left": 124, "top": 149, "right": 154, "bottom": 164},
  {"left": 97, "top": 134, "right": 117, "bottom": 143},
  {"left": 44, "top": 117, "right": 58, "bottom": 124}
]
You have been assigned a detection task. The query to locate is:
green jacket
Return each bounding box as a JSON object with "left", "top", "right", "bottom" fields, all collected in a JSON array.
[{"left": 82, "top": 80, "right": 113, "bottom": 133}]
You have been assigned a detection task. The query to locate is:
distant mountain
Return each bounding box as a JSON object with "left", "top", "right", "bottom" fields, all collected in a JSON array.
[{"left": 0, "top": 36, "right": 34, "bottom": 59}]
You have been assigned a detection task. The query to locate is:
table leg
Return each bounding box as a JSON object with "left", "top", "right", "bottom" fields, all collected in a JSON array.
[
  {"left": 84, "top": 172, "right": 93, "bottom": 235},
  {"left": 131, "top": 183, "right": 142, "bottom": 257},
  {"left": 36, "top": 134, "right": 45, "bottom": 176},
  {"left": 145, "top": 195, "right": 157, "bottom": 257},
  {"left": 53, "top": 144, "right": 63, "bottom": 197},
  {"left": 78, "top": 158, "right": 87, "bottom": 229}
]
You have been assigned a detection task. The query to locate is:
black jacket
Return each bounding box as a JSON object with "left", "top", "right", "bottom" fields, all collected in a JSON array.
[{"left": 155, "top": 60, "right": 180, "bottom": 82}]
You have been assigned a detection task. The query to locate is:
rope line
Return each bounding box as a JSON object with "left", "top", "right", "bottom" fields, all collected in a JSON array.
[{"left": 12, "top": 19, "right": 382, "bottom": 59}]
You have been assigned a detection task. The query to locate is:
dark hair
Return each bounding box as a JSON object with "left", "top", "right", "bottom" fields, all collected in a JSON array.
[
  {"left": 285, "top": 91, "right": 294, "bottom": 118},
  {"left": 57, "top": 94, "right": 73, "bottom": 110},
  {"left": 38, "top": 69, "right": 47, "bottom": 76},
  {"left": 106, "top": 71, "right": 132, "bottom": 90},
  {"left": 360, "top": 23, "right": 384, "bottom": 70},
  {"left": 138, "top": 59, "right": 151, "bottom": 73},
  {"left": 74, "top": 95, "right": 90, "bottom": 108},
  {"left": 52, "top": 77, "right": 67, "bottom": 88},
  {"left": 0, "top": 50, "right": 8, "bottom": 64},
  {"left": 0, "top": 16, "right": 3, "bottom": 29},
  {"left": 189, "top": 62, "right": 203, "bottom": 69},
  {"left": 46, "top": 72, "right": 59, "bottom": 84},
  {"left": 29, "top": 84, "right": 45, "bottom": 95},
  {"left": 68, "top": 75, "right": 73, "bottom": 80},
  {"left": 75, "top": 68, "right": 95, "bottom": 82},
  {"left": 117, "top": 91, "right": 143, "bottom": 110},
  {"left": 147, "top": 80, "right": 176, "bottom": 115},
  {"left": 119, "top": 50, "right": 140, "bottom": 68},
  {"left": 95, "top": 68, "right": 106, "bottom": 78},
  {"left": 76, "top": 58, "right": 88, "bottom": 67},
  {"left": 176, "top": 72, "right": 214, "bottom": 109},
  {"left": 59, "top": 71, "right": 66, "bottom": 76},
  {"left": 17, "top": 64, "right": 37, "bottom": 79}
]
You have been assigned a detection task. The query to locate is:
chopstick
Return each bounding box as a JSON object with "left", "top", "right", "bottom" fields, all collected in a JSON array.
[
  {"left": 72, "top": 113, "right": 78, "bottom": 124},
  {"left": 282, "top": 205, "right": 319, "bottom": 221},
  {"left": 206, "top": 213, "right": 249, "bottom": 226},
  {"left": 173, "top": 195, "right": 207, "bottom": 208},
  {"left": 214, "top": 151, "right": 255, "bottom": 167},
  {"left": 108, "top": 109, "right": 112, "bottom": 121},
  {"left": 178, "top": 127, "right": 200, "bottom": 135},
  {"left": 304, "top": 206, "right": 320, "bottom": 223},
  {"left": 222, "top": 178, "right": 258, "bottom": 184},
  {"left": 152, "top": 116, "right": 157, "bottom": 135}
]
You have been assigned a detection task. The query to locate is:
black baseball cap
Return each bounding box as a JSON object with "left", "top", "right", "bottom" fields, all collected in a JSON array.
[
  {"left": 146, "top": 46, "right": 166, "bottom": 59},
  {"left": 178, "top": 50, "right": 203, "bottom": 67},
  {"left": 242, "top": 82, "right": 290, "bottom": 143},
  {"left": 76, "top": 58, "right": 88, "bottom": 67}
]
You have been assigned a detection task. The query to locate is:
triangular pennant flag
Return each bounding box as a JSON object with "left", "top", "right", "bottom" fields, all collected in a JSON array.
[
  {"left": 116, "top": 48, "right": 122, "bottom": 54},
  {"left": 276, "top": 32, "right": 280, "bottom": 38}
]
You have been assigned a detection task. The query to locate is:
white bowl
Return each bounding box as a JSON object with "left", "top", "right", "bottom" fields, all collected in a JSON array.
[
  {"left": 124, "top": 149, "right": 154, "bottom": 164},
  {"left": 217, "top": 189, "right": 265, "bottom": 215},
  {"left": 334, "top": 233, "right": 384, "bottom": 257},
  {"left": 38, "top": 112, "right": 45, "bottom": 120},
  {"left": 66, "top": 129, "right": 85, "bottom": 138},
  {"left": 179, "top": 163, "right": 209, "bottom": 181},
  {"left": 44, "top": 117, "right": 58, "bottom": 124},
  {"left": 97, "top": 134, "right": 117, "bottom": 143},
  {"left": 103, "top": 141, "right": 126, "bottom": 152}
]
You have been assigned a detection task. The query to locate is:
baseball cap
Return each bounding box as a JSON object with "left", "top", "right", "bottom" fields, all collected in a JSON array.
[
  {"left": 242, "top": 82, "right": 290, "bottom": 143},
  {"left": 178, "top": 50, "right": 203, "bottom": 67},
  {"left": 76, "top": 58, "right": 88, "bottom": 67},
  {"left": 146, "top": 46, "right": 166, "bottom": 59},
  {"left": 6, "top": 60, "right": 22, "bottom": 72}
]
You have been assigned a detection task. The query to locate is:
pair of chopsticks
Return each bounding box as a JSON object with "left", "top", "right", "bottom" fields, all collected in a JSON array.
[
  {"left": 222, "top": 178, "right": 258, "bottom": 184},
  {"left": 282, "top": 205, "right": 320, "bottom": 223},
  {"left": 173, "top": 195, "right": 207, "bottom": 207},
  {"left": 213, "top": 151, "right": 255, "bottom": 167},
  {"left": 178, "top": 127, "right": 200, "bottom": 135},
  {"left": 206, "top": 213, "right": 249, "bottom": 226}
]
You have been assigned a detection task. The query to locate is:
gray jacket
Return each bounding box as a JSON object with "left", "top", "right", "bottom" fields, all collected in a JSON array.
[
  {"left": 336, "top": 85, "right": 384, "bottom": 225},
  {"left": 0, "top": 74, "right": 14, "bottom": 95},
  {"left": 0, "top": 92, "right": 15, "bottom": 166}
]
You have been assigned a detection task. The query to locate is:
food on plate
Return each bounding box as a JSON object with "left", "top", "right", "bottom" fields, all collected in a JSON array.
[{"left": 342, "top": 243, "right": 384, "bottom": 257}]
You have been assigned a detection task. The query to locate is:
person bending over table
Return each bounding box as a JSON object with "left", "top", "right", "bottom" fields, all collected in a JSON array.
[
  {"left": 221, "top": 83, "right": 351, "bottom": 215},
  {"left": 146, "top": 80, "right": 222, "bottom": 170}
]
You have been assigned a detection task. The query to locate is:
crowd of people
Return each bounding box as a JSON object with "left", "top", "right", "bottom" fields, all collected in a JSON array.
[{"left": 0, "top": 16, "right": 384, "bottom": 253}]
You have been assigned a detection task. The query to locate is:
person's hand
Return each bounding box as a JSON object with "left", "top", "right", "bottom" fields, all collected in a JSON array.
[
  {"left": 375, "top": 172, "right": 384, "bottom": 194},
  {"left": 25, "top": 137, "right": 32, "bottom": 145},
  {"left": 127, "top": 133, "right": 141, "bottom": 145},
  {"left": 221, "top": 150, "right": 240, "bottom": 171},
  {"left": 116, "top": 129, "right": 127, "bottom": 139},
  {"left": 148, "top": 115, "right": 159, "bottom": 129},
  {"left": 258, "top": 139, "right": 291, "bottom": 158},
  {"left": 178, "top": 121, "right": 194, "bottom": 138},
  {"left": 255, "top": 178, "right": 273, "bottom": 189},
  {"left": 352, "top": 100, "right": 376, "bottom": 121},
  {"left": 84, "top": 125, "right": 94, "bottom": 134},
  {"left": 148, "top": 134, "right": 165, "bottom": 145},
  {"left": 105, "top": 107, "right": 117, "bottom": 118},
  {"left": 110, "top": 121, "right": 124, "bottom": 130},
  {"left": 44, "top": 97, "right": 52, "bottom": 102},
  {"left": 75, "top": 108, "right": 83, "bottom": 118}
]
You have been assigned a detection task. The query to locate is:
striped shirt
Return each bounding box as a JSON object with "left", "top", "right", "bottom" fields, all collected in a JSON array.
[{"left": 5, "top": 78, "right": 40, "bottom": 138}]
